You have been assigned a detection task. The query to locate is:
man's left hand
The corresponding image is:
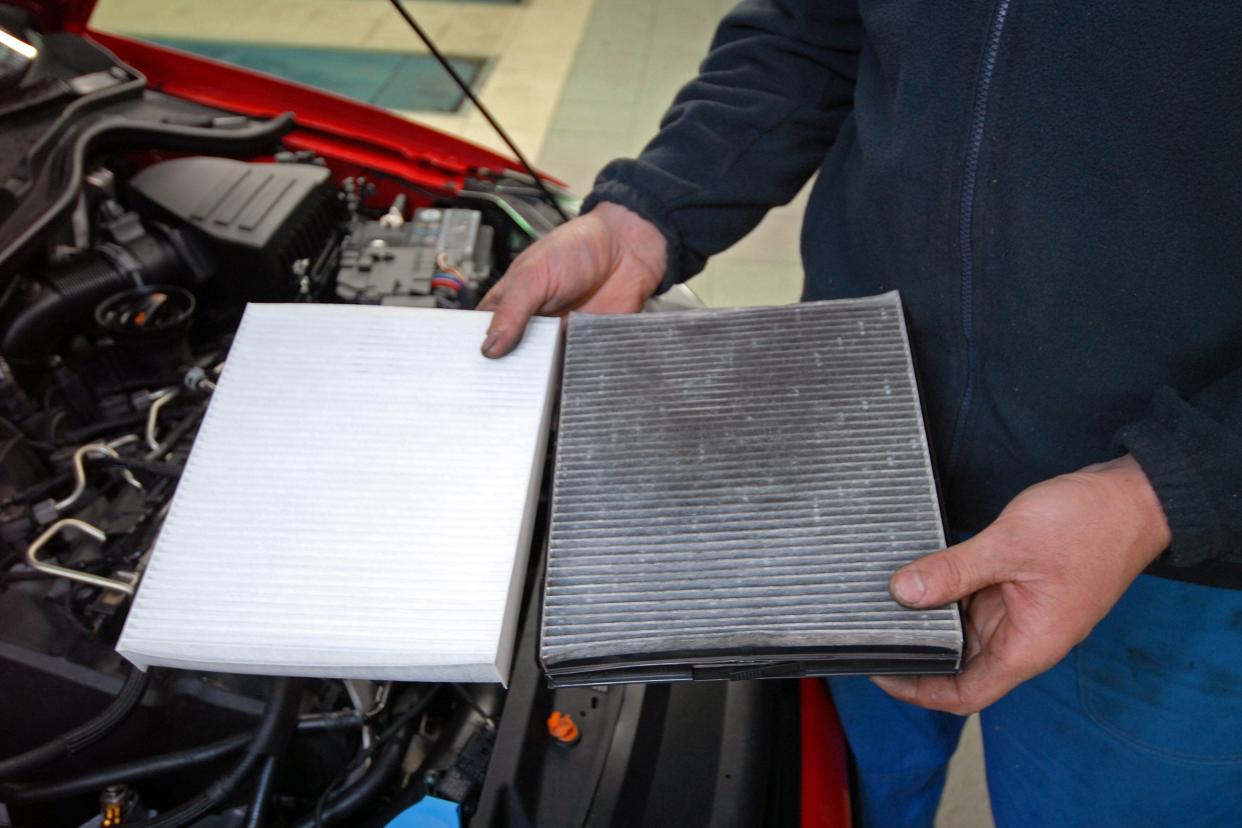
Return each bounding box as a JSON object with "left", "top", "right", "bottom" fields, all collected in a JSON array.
[{"left": 871, "top": 454, "right": 1172, "bottom": 715}]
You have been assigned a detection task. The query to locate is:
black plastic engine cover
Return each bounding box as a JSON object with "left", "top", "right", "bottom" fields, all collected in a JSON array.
[{"left": 127, "top": 157, "right": 338, "bottom": 302}]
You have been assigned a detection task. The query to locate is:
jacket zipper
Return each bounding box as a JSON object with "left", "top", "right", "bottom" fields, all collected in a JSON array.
[{"left": 946, "top": 0, "right": 1013, "bottom": 476}]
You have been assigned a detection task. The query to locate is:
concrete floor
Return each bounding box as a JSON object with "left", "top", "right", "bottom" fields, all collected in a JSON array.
[
  {"left": 91, "top": 0, "right": 995, "bottom": 822},
  {"left": 940, "top": 715, "right": 994, "bottom": 828}
]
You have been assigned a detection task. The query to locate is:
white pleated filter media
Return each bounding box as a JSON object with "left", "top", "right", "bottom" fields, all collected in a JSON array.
[{"left": 117, "top": 303, "right": 561, "bottom": 684}]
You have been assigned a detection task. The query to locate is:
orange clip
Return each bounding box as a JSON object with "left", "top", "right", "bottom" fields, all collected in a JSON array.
[{"left": 547, "top": 711, "right": 580, "bottom": 745}]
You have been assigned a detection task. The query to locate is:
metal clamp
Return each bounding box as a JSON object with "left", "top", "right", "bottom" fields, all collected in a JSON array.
[{"left": 26, "top": 518, "right": 137, "bottom": 596}]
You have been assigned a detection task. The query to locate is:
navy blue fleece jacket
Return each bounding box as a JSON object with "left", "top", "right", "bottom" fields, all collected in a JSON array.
[{"left": 581, "top": 0, "right": 1242, "bottom": 586}]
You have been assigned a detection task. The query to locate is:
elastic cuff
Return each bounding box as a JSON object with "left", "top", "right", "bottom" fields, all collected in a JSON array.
[
  {"left": 581, "top": 178, "right": 704, "bottom": 293},
  {"left": 1115, "top": 398, "right": 1222, "bottom": 567}
]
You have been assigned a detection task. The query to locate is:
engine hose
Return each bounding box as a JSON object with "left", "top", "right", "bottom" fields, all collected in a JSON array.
[
  {"left": 0, "top": 663, "right": 151, "bottom": 782},
  {"left": 291, "top": 686, "right": 442, "bottom": 828},
  {"left": 1, "top": 252, "right": 126, "bottom": 359},
  {"left": 143, "top": 405, "right": 204, "bottom": 461},
  {"left": 289, "top": 730, "right": 409, "bottom": 828},
  {"left": 0, "top": 229, "right": 185, "bottom": 360},
  {"left": 128, "top": 677, "right": 303, "bottom": 828},
  {"left": 0, "top": 712, "right": 363, "bottom": 805},
  {"left": 242, "top": 754, "right": 280, "bottom": 828},
  {"left": 2, "top": 733, "right": 248, "bottom": 805}
]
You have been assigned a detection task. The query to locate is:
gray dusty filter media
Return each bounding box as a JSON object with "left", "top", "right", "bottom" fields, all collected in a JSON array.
[{"left": 540, "top": 291, "right": 964, "bottom": 687}]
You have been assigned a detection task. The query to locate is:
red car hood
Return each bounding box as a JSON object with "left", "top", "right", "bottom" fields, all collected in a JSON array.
[
  {"left": 9, "top": 0, "right": 561, "bottom": 195},
  {"left": 14, "top": 0, "right": 96, "bottom": 32}
]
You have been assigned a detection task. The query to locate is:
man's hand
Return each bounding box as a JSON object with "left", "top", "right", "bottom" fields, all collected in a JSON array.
[
  {"left": 477, "top": 203, "right": 666, "bottom": 358},
  {"left": 872, "top": 455, "right": 1172, "bottom": 715}
]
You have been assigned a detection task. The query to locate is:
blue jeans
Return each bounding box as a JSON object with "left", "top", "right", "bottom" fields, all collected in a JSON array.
[{"left": 827, "top": 574, "right": 1242, "bottom": 827}]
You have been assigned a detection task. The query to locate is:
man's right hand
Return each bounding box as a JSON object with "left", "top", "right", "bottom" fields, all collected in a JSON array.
[{"left": 477, "top": 203, "right": 667, "bottom": 358}]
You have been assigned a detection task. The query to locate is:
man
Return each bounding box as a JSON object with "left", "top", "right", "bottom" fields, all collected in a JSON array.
[{"left": 478, "top": 2, "right": 1242, "bottom": 825}]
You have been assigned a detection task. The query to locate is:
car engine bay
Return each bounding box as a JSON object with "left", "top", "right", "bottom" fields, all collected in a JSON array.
[{"left": 0, "top": 9, "right": 800, "bottom": 828}]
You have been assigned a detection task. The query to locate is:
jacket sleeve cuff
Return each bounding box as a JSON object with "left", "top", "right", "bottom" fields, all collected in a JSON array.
[
  {"left": 581, "top": 173, "right": 706, "bottom": 294},
  {"left": 1114, "top": 388, "right": 1227, "bottom": 567}
]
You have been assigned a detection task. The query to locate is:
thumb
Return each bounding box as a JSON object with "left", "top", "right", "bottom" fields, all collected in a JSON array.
[
  {"left": 480, "top": 280, "right": 548, "bottom": 358},
  {"left": 890, "top": 535, "right": 1005, "bottom": 608}
]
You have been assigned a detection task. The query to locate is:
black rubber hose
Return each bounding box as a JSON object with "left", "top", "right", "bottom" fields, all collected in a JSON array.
[
  {"left": 289, "top": 733, "right": 408, "bottom": 828},
  {"left": 60, "top": 412, "right": 151, "bottom": 445},
  {"left": 242, "top": 754, "right": 280, "bottom": 828},
  {"left": 144, "top": 405, "right": 204, "bottom": 459},
  {"left": 100, "top": 456, "right": 184, "bottom": 478},
  {"left": 128, "top": 677, "right": 302, "bottom": 828},
  {"left": 1, "top": 712, "right": 363, "bottom": 806},
  {"left": 1, "top": 252, "right": 126, "bottom": 359},
  {"left": 0, "top": 664, "right": 151, "bottom": 782},
  {"left": 2, "top": 734, "right": 248, "bottom": 805},
  {"left": 0, "top": 468, "right": 72, "bottom": 507},
  {"left": 293, "top": 685, "right": 442, "bottom": 828}
]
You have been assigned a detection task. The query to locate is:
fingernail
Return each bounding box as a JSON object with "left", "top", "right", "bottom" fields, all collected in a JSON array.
[
  {"left": 481, "top": 330, "right": 501, "bottom": 357},
  {"left": 891, "top": 569, "right": 926, "bottom": 605}
]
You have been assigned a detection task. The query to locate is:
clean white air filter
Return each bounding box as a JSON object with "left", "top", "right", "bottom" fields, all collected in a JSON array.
[{"left": 118, "top": 303, "right": 560, "bottom": 684}]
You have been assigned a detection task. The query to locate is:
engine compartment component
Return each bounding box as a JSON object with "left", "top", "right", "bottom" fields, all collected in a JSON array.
[
  {"left": 0, "top": 213, "right": 195, "bottom": 360},
  {"left": 127, "top": 156, "right": 340, "bottom": 303},
  {"left": 94, "top": 284, "right": 196, "bottom": 374},
  {"left": 336, "top": 206, "right": 491, "bottom": 307}
]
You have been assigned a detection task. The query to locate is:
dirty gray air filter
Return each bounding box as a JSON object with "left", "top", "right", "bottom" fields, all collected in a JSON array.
[{"left": 541, "top": 291, "right": 963, "bottom": 687}]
